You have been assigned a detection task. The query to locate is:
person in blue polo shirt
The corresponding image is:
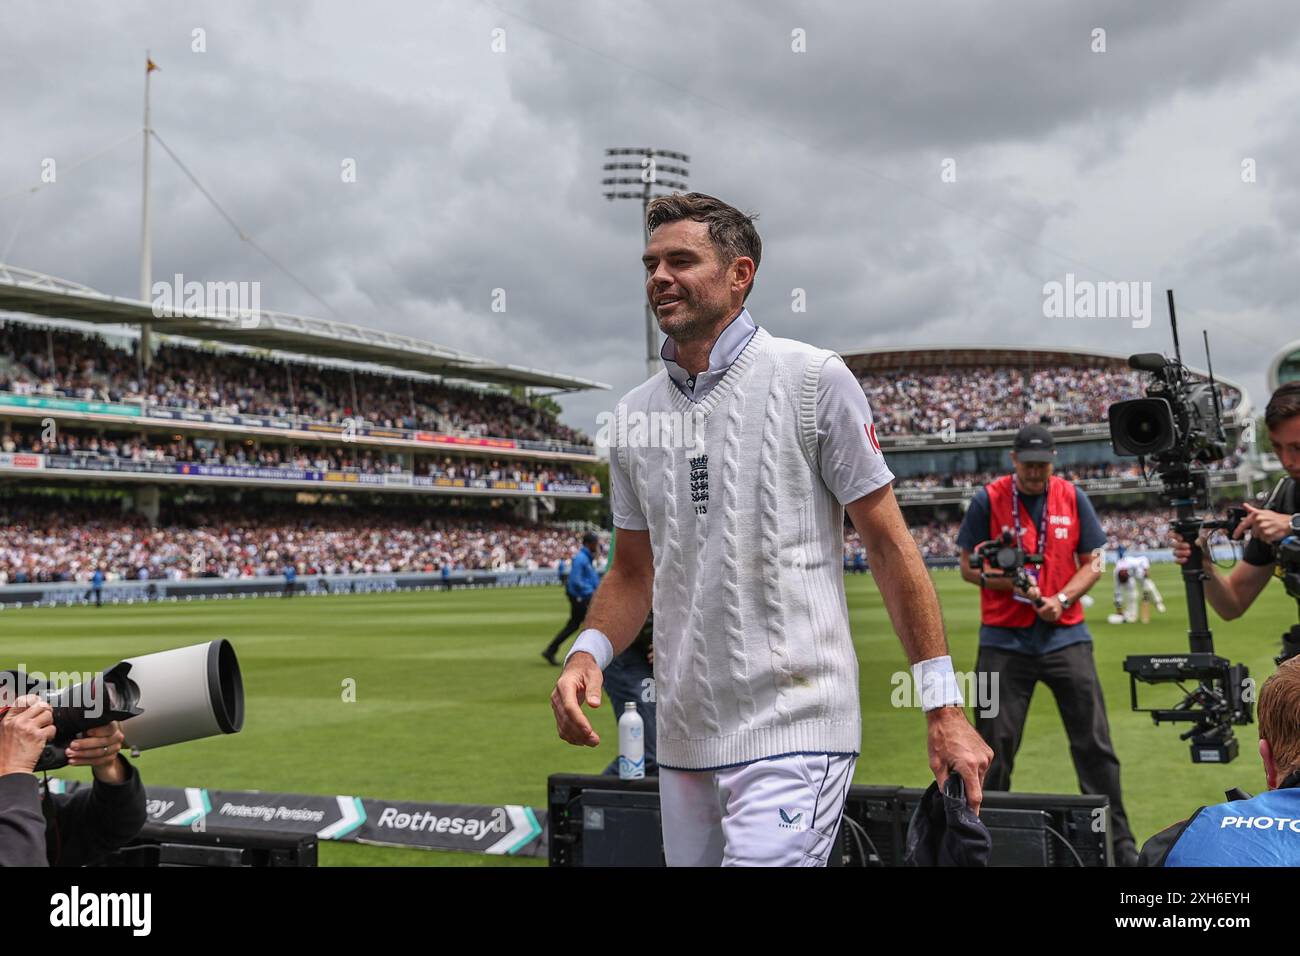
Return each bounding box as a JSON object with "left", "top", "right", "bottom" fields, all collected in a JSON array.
[
  {"left": 1141, "top": 657, "right": 1300, "bottom": 865},
  {"left": 541, "top": 532, "right": 601, "bottom": 666}
]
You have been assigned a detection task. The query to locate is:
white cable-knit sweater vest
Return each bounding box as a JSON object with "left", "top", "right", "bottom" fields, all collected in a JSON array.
[{"left": 615, "top": 327, "right": 861, "bottom": 769}]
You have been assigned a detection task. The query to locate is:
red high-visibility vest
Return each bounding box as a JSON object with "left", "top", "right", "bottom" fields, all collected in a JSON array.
[{"left": 980, "top": 474, "right": 1085, "bottom": 628}]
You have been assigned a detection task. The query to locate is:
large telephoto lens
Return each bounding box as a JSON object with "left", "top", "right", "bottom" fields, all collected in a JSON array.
[
  {"left": 118, "top": 639, "right": 244, "bottom": 751},
  {"left": 1108, "top": 397, "right": 1176, "bottom": 457}
]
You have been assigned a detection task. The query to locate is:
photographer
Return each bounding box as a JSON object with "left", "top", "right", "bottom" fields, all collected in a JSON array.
[
  {"left": 958, "top": 424, "right": 1139, "bottom": 865},
  {"left": 1140, "top": 656, "right": 1300, "bottom": 865},
  {"left": 0, "top": 693, "right": 147, "bottom": 867},
  {"left": 1170, "top": 384, "right": 1300, "bottom": 653}
]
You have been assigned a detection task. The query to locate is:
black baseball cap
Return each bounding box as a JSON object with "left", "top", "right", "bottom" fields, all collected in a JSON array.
[
  {"left": 582, "top": 531, "right": 600, "bottom": 548},
  {"left": 1013, "top": 424, "right": 1056, "bottom": 462}
]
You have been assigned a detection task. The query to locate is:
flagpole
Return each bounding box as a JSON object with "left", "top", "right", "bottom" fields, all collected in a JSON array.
[{"left": 139, "top": 50, "right": 154, "bottom": 371}]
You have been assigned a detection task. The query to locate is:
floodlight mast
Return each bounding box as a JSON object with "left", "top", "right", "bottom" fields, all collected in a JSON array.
[{"left": 603, "top": 147, "right": 690, "bottom": 381}]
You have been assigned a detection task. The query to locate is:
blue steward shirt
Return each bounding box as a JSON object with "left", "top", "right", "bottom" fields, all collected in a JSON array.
[{"left": 566, "top": 548, "right": 600, "bottom": 601}]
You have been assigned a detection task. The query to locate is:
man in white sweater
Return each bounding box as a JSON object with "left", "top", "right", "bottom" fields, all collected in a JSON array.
[{"left": 550, "top": 192, "right": 991, "bottom": 866}]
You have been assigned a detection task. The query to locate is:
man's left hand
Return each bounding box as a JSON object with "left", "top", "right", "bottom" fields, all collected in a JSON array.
[
  {"left": 926, "top": 707, "right": 992, "bottom": 814},
  {"left": 1035, "top": 595, "right": 1064, "bottom": 623},
  {"left": 66, "top": 722, "right": 127, "bottom": 784},
  {"left": 1235, "top": 504, "right": 1294, "bottom": 544}
]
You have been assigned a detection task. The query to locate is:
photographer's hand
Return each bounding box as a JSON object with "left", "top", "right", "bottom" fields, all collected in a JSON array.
[
  {"left": 1170, "top": 529, "right": 1211, "bottom": 565},
  {"left": 0, "top": 695, "right": 55, "bottom": 777},
  {"left": 962, "top": 547, "right": 1016, "bottom": 591},
  {"left": 67, "top": 721, "right": 128, "bottom": 784},
  {"left": 1235, "top": 504, "right": 1293, "bottom": 544},
  {"left": 1035, "top": 595, "right": 1064, "bottom": 623},
  {"left": 1170, "top": 529, "right": 1272, "bottom": 620},
  {"left": 1016, "top": 582, "right": 1041, "bottom": 602}
]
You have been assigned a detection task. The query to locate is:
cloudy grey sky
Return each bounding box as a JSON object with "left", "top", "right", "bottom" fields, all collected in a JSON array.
[{"left": 2, "top": 0, "right": 1298, "bottom": 436}]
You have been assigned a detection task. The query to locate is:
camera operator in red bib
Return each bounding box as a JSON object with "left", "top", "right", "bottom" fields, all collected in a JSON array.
[{"left": 957, "top": 424, "right": 1138, "bottom": 865}]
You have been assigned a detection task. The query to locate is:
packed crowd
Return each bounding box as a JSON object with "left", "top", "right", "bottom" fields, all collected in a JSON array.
[
  {"left": 0, "top": 322, "right": 590, "bottom": 447},
  {"left": 6, "top": 323, "right": 1252, "bottom": 452},
  {"left": 0, "top": 492, "right": 1248, "bottom": 584},
  {"left": 859, "top": 365, "right": 1241, "bottom": 436},
  {"left": 1100, "top": 509, "right": 1174, "bottom": 553},
  {"left": 0, "top": 499, "right": 586, "bottom": 584},
  {"left": 892, "top": 457, "right": 1243, "bottom": 491},
  {"left": 0, "top": 426, "right": 591, "bottom": 485},
  {"left": 843, "top": 507, "right": 1192, "bottom": 561}
]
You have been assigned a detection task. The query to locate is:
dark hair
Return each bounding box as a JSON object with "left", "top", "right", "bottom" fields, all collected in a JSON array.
[
  {"left": 645, "top": 192, "right": 762, "bottom": 301},
  {"left": 1265, "top": 382, "right": 1300, "bottom": 431}
]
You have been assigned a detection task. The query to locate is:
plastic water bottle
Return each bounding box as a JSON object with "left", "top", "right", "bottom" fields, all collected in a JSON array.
[{"left": 618, "top": 702, "right": 645, "bottom": 779}]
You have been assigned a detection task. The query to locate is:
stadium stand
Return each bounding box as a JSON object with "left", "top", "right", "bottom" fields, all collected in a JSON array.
[
  {"left": 0, "top": 308, "right": 1270, "bottom": 597},
  {"left": 0, "top": 292, "right": 606, "bottom": 604},
  {"left": 0, "top": 423, "right": 590, "bottom": 484},
  {"left": 0, "top": 321, "right": 591, "bottom": 447},
  {"left": 852, "top": 358, "right": 1237, "bottom": 437},
  {"left": 0, "top": 495, "right": 580, "bottom": 583},
  {"left": 893, "top": 459, "right": 1242, "bottom": 491},
  {"left": 843, "top": 506, "right": 1193, "bottom": 564}
]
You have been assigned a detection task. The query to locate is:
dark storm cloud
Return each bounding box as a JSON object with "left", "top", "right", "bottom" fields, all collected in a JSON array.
[
  {"left": 500, "top": 0, "right": 1300, "bottom": 157},
  {"left": 2, "top": 0, "right": 1298, "bottom": 433}
]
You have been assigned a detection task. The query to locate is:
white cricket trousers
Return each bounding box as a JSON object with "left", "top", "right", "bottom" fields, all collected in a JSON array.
[{"left": 658, "top": 753, "right": 857, "bottom": 867}]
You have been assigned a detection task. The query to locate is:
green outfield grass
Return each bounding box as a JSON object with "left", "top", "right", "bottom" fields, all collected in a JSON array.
[{"left": 3, "top": 564, "right": 1293, "bottom": 865}]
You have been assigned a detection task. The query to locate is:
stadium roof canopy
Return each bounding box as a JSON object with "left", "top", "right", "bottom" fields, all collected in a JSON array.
[
  {"left": 841, "top": 343, "right": 1141, "bottom": 371},
  {"left": 0, "top": 264, "right": 608, "bottom": 394}
]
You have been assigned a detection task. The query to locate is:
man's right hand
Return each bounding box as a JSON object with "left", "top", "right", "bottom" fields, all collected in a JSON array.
[
  {"left": 0, "top": 695, "right": 55, "bottom": 776},
  {"left": 551, "top": 652, "right": 603, "bottom": 747}
]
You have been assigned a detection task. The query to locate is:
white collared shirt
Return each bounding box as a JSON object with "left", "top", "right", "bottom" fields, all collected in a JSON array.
[
  {"left": 614, "top": 313, "right": 895, "bottom": 526},
  {"left": 660, "top": 308, "right": 758, "bottom": 404}
]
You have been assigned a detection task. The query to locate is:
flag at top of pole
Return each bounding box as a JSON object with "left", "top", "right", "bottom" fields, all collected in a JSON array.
[{"left": 146, "top": 56, "right": 159, "bottom": 73}]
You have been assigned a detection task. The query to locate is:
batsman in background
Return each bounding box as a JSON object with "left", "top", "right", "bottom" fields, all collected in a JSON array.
[
  {"left": 549, "top": 192, "right": 990, "bottom": 866},
  {"left": 1111, "top": 549, "right": 1165, "bottom": 625}
]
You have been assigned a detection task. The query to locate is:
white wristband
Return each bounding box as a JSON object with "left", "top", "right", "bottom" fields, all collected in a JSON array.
[
  {"left": 913, "top": 655, "right": 964, "bottom": 712},
  {"left": 565, "top": 628, "right": 614, "bottom": 672}
]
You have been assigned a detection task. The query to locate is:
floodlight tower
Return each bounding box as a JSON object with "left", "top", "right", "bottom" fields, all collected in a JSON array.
[{"left": 603, "top": 147, "right": 690, "bottom": 381}]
